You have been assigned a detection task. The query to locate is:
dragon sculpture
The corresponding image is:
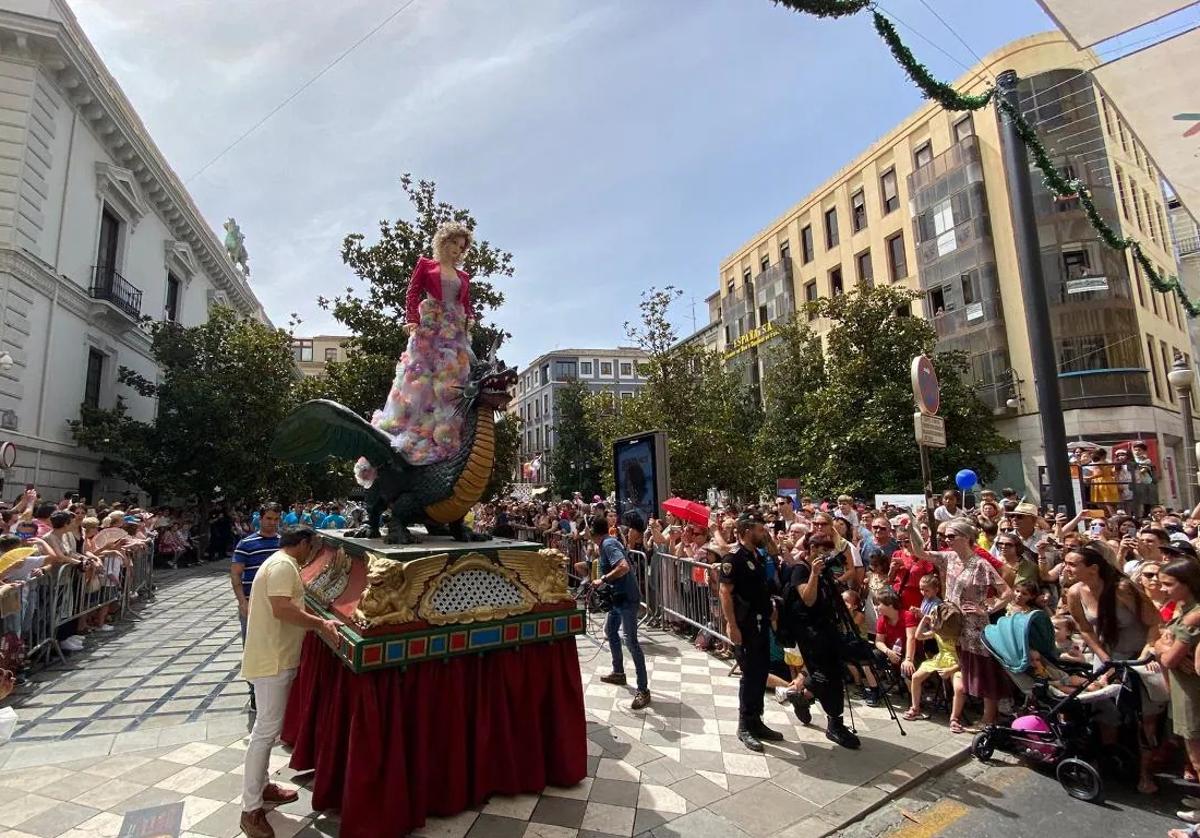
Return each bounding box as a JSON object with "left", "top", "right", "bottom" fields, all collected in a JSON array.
[{"left": 270, "top": 341, "right": 516, "bottom": 544}]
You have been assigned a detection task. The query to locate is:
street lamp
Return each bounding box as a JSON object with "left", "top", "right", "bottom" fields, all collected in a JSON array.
[{"left": 1168, "top": 351, "right": 1198, "bottom": 509}]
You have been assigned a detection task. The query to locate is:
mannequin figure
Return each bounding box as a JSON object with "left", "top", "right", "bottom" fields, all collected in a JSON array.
[{"left": 356, "top": 221, "right": 474, "bottom": 477}]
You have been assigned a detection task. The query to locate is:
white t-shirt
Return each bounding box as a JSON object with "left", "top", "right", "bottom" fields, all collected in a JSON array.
[{"left": 934, "top": 505, "right": 965, "bottom": 522}]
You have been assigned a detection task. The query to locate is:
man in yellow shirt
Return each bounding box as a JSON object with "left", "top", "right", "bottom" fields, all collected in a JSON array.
[{"left": 239, "top": 527, "right": 339, "bottom": 838}]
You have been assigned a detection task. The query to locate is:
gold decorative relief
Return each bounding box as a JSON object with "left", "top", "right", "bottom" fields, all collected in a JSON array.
[
  {"left": 307, "top": 548, "right": 352, "bottom": 606},
  {"left": 352, "top": 551, "right": 450, "bottom": 628},
  {"left": 418, "top": 553, "right": 535, "bottom": 626},
  {"left": 499, "top": 548, "right": 573, "bottom": 604}
]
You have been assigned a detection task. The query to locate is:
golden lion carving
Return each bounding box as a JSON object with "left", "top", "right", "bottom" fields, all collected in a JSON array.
[
  {"left": 500, "top": 548, "right": 573, "bottom": 604},
  {"left": 352, "top": 551, "right": 448, "bottom": 628}
]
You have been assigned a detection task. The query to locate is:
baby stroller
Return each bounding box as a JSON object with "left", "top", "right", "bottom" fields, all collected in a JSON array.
[{"left": 971, "top": 609, "right": 1153, "bottom": 803}]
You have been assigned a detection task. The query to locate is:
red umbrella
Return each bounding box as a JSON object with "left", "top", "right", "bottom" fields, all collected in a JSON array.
[{"left": 662, "top": 497, "right": 711, "bottom": 528}]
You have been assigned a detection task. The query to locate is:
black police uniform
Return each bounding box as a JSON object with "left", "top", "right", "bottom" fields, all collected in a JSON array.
[{"left": 719, "top": 543, "right": 772, "bottom": 730}]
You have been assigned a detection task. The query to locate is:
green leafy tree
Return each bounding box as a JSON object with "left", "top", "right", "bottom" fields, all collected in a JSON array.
[
  {"left": 548, "top": 380, "right": 604, "bottom": 498},
  {"left": 586, "top": 287, "right": 762, "bottom": 501},
  {"left": 756, "top": 286, "right": 1011, "bottom": 497},
  {"left": 314, "top": 174, "right": 520, "bottom": 499},
  {"left": 69, "top": 307, "right": 341, "bottom": 522}
]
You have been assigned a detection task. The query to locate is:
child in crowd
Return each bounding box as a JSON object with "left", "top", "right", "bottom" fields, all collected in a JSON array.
[
  {"left": 918, "top": 572, "right": 943, "bottom": 617},
  {"left": 1053, "top": 615, "right": 1086, "bottom": 663},
  {"left": 905, "top": 602, "right": 964, "bottom": 723}
]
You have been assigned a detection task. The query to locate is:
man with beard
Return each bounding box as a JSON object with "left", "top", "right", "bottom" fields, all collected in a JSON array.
[
  {"left": 779, "top": 533, "right": 862, "bottom": 749},
  {"left": 719, "top": 512, "right": 782, "bottom": 752}
]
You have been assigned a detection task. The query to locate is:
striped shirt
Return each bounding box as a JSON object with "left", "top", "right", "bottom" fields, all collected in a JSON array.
[{"left": 231, "top": 531, "right": 281, "bottom": 597}]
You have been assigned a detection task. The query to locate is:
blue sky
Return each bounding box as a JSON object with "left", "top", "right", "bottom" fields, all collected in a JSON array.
[{"left": 72, "top": 0, "right": 1056, "bottom": 370}]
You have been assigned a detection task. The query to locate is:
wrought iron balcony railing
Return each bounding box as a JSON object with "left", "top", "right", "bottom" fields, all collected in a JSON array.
[{"left": 90, "top": 265, "right": 143, "bottom": 319}]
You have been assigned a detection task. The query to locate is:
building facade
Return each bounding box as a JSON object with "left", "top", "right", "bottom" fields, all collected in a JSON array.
[
  {"left": 710, "top": 33, "right": 1197, "bottom": 505},
  {"left": 0, "top": 0, "right": 267, "bottom": 502},
  {"left": 513, "top": 348, "right": 648, "bottom": 477},
  {"left": 291, "top": 334, "right": 350, "bottom": 377}
]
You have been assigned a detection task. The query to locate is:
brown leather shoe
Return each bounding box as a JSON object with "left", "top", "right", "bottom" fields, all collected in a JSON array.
[
  {"left": 262, "top": 783, "right": 299, "bottom": 804},
  {"left": 240, "top": 808, "right": 274, "bottom": 838}
]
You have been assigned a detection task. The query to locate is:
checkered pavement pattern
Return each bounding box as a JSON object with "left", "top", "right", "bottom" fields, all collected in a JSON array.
[{"left": 0, "top": 565, "right": 968, "bottom": 837}]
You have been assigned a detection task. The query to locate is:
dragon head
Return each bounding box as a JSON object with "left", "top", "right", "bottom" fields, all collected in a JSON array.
[{"left": 461, "top": 337, "right": 517, "bottom": 412}]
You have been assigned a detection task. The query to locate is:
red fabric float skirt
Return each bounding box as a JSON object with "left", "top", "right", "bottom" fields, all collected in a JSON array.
[{"left": 281, "top": 633, "right": 588, "bottom": 837}]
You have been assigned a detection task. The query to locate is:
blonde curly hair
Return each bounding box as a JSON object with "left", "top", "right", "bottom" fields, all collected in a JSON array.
[{"left": 432, "top": 221, "right": 472, "bottom": 264}]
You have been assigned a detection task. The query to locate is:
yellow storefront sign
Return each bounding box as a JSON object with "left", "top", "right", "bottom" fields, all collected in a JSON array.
[{"left": 723, "top": 322, "right": 776, "bottom": 360}]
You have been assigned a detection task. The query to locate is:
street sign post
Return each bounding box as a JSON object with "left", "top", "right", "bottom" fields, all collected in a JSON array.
[{"left": 911, "top": 355, "right": 942, "bottom": 531}]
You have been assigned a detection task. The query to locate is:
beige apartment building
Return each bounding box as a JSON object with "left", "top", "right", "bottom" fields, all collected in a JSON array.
[
  {"left": 290, "top": 335, "right": 350, "bottom": 377},
  {"left": 709, "top": 32, "right": 1196, "bottom": 504}
]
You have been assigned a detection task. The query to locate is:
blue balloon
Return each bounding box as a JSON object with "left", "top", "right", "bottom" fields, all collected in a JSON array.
[{"left": 955, "top": 469, "right": 978, "bottom": 491}]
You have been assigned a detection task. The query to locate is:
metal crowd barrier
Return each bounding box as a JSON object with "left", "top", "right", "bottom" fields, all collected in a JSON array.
[{"left": 651, "top": 551, "right": 733, "bottom": 647}]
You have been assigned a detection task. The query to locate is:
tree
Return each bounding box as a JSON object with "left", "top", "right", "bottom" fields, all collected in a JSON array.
[
  {"left": 315, "top": 174, "right": 521, "bottom": 497},
  {"left": 756, "top": 285, "right": 1011, "bottom": 497},
  {"left": 586, "top": 287, "right": 762, "bottom": 501},
  {"left": 548, "top": 380, "right": 604, "bottom": 498},
  {"left": 69, "top": 307, "right": 344, "bottom": 519}
]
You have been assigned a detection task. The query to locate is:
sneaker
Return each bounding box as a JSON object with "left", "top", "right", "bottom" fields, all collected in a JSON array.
[
  {"left": 600, "top": 672, "right": 627, "bottom": 686},
  {"left": 788, "top": 692, "right": 813, "bottom": 725},
  {"left": 239, "top": 807, "right": 275, "bottom": 838},
  {"left": 262, "top": 783, "right": 299, "bottom": 804},
  {"left": 1179, "top": 811, "right": 1200, "bottom": 825},
  {"left": 826, "top": 719, "right": 861, "bottom": 750},
  {"left": 750, "top": 720, "right": 784, "bottom": 742},
  {"left": 736, "top": 727, "right": 764, "bottom": 753},
  {"left": 774, "top": 686, "right": 793, "bottom": 704},
  {"left": 631, "top": 690, "right": 651, "bottom": 711},
  {"left": 61, "top": 638, "right": 83, "bottom": 651},
  {"left": 862, "top": 687, "right": 881, "bottom": 708}
]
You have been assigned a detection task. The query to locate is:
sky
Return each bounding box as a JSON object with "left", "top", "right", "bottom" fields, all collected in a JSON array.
[{"left": 70, "top": 0, "right": 1058, "bottom": 370}]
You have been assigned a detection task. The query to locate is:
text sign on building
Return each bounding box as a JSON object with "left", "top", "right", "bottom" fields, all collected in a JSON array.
[
  {"left": 723, "top": 321, "right": 776, "bottom": 360},
  {"left": 910, "top": 355, "right": 940, "bottom": 416},
  {"left": 1066, "top": 276, "right": 1109, "bottom": 294},
  {"left": 913, "top": 412, "right": 947, "bottom": 448}
]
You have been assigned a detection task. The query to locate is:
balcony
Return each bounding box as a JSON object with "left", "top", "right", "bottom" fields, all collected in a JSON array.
[
  {"left": 1058, "top": 368, "right": 1151, "bottom": 410},
  {"left": 90, "top": 265, "right": 143, "bottom": 320},
  {"left": 930, "top": 297, "right": 1004, "bottom": 339},
  {"left": 1177, "top": 236, "right": 1200, "bottom": 259}
]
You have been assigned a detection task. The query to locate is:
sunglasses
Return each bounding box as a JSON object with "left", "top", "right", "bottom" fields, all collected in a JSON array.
[
  {"left": 871, "top": 525, "right": 890, "bottom": 531},
  {"left": 1141, "top": 571, "right": 1158, "bottom": 579}
]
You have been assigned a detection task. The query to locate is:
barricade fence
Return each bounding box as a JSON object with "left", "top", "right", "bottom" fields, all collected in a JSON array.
[{"left": 8, "top": 542, "right": 157, "bottom": 671}]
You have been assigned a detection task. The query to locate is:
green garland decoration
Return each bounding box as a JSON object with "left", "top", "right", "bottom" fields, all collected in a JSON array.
[
  {"left": 772, "top": 0, "right": 872, "bottom": 19},
  {"left": 872, "top": 12, "right": 993, "bottom": 112},
  {"left": 775, "top": 0, "right": 1200, "bottom": 316}
]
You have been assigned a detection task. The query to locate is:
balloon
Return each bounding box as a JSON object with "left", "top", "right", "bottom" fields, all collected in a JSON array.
[{"left": 955, "top": 469, "right": 978, "bottom": 491}]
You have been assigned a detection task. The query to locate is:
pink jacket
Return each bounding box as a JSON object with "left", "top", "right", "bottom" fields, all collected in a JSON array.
[{"left": 404, "top": 256, "right": 472, "bottom": 324}]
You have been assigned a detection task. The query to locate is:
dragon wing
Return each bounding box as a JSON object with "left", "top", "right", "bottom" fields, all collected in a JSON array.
[{"left": 270, "top": 399, "right": 396, "bottom": 466}]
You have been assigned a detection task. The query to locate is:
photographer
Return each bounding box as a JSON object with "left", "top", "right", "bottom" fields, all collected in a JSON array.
[
  {"left": 778, "top": 533, "right": 862, "bottom": 750},
  {"left": 592, "top": 517, "right": 651, "bottom": 711},
  {"left": 718, "top": 512, "right": 783, "bottom": 752}
]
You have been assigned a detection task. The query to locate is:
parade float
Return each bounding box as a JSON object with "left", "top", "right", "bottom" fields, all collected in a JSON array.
[{"left": 270, "top": 231, "right": 586, "bottom": 835}]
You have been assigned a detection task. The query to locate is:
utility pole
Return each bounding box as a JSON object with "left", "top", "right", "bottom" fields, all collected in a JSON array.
[{"left": 996, "top": 70, "right": 1075, "bottom": 515}]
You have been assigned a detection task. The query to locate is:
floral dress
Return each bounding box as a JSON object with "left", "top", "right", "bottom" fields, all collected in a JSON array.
[
  {"left": 932, "top": 549, "right": 1004, "bottom": 657},
  {"left": 355, "top": 295, "right": 472, "bottom": 483}
]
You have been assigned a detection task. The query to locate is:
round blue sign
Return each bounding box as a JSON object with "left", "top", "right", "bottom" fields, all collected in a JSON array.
[{"left": 911, "top": 355, "right": 940, "bottom": 416}]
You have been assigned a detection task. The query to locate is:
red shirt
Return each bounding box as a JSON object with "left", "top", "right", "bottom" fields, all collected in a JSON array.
[
  {"left": 890, "top": 551, "right": 935, "bottom": 611},
  {"left": 875, "top": 608, "right": 919, "bottom": 652}
]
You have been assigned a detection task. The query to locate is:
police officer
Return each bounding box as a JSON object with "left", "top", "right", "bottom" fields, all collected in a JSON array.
[{"left": 719, "top": 511, "right": 782, "bottom": 752}]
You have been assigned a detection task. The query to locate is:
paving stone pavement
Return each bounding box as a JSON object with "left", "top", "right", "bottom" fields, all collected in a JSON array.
[{"left": 0, "top": 562, "right": 970, "bottom": 837}]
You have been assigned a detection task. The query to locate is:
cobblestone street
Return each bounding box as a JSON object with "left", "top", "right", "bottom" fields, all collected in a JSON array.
[{"left": 0, "top": 563, "right": 972, "bottom": 837}]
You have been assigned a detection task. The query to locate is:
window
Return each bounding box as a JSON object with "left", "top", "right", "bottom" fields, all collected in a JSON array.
[
  {"left": 1058, "top": 336, "right": 1110, "bottom": 373},
  {"left": 742, "top": 268, "right": 752, "bottom": 286},
  {"left": 1146, "top": 191, "right": 1160, "bottom": 244},
  {"left": 292, "top": 339, "right": 313, "bottom": 362},
  {"left": 1166, "top": 287, "right": 1176, "bottom": 326},
  {"left": 600, "top": 361, "right": 613, "bottom": 376},
  {"left": 534, "top": 399, "right": 540, "bottom": 419},
  {"left": 1115, "top": 167, "right": 1130, "bottom": 219},
  {"left": 324, "top": 347, "right": 338, "bottom": 362},
  {"left": 829, "top": 267, "right": 843, "bottom": 296},
  {"left": 552, "top": 359, "right": 577, "bottom": 380},
  {"left": 543, "top": 393, "right": 549, "bottom": 415},
  {"left": 725, "top": 275, "right": 734, "bottom": 295},
  {"left": 1162, "top": 341, "right": 1174, "bottom": 396},
  {"left": 1157, "top": 205, "right": 1169, "bottom": 250},
  {"left": 803, "top": 280, "right": 818, "bottom": 320},
  {"left": 580, "top": 360, "right": 593, "bottom": 376},
  {"left": 1132, "top": 188, "right": 1144, "bottom": 231},
  {"left": 636, "top": 362, "right": 649, "bottom": 376},
  {"left": 1118, "top": 119, "right": 1128, "bottom": 153},
  {"left": 895, "top": 302, "right": 911, "bottom": 317},
  {"left": 760, "top": 255, "right": 769, "bottom": 273},
  {"left": 83, "top": 349, "right": 104, "bottom": 410},
  {"left": 620, "top": 362, "right": 632, "bottom": 377},
  {"left": 1063, "top": 247, "right": 1091, "bottom": 279},
  {"left": 779, "top": 241, "right": 790, "bottom": 263},
  {"left": 953, "top": 115, "right": 974, "bottom": 143},
  {"left": 880, "top": 169, "right": 899, "bottom": 214},
  {"left": 824, "top": 207, "right": 839, "bottom": 249},
  {"left": 1134, "top": 143, "right": 1144, "bottom": 171},
  {"left": 801, "top": 225, "right": 814, "bottom": 263},
  {"left": 97, "top": 206, "right": 121, "bottom": 271},
  {"left": 540, "top": 364, "right": 549, "bottom": 385},
  {"left": 961, "top": 271, "right": 976, "bottom": 305},
  {"left": 1101, "top": 96, "right": 1114, "bottom": 138},
  {"left": 913, "top": 142, "right": 933, "bottom": 170},
  {"left": 855, "top": 250, "right": 873, "bottom": 287},
  {"left": 930, "top": 287, "right": 947, "bottom": 316},
  {"left": 886, "top": 232, "right": 907, "bottom": 281},
  {"left": 851, "top": 189, "right": 867, "bottom": 232},
  {"left": 1148, "top": 335, "right": 1162, "bottom": 400},
  {"left": 165, "top": 273, "right": 181, "bottom": 322},
  {"left": 620, "top": 391, "right": 634, "bottom": 401}
]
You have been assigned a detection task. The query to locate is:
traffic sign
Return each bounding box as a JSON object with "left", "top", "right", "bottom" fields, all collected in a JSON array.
[
  {"left": 911, "top": 355, "right": 940, "bottom": 416},
  {"left": 914, "top": 412, "right": 947, "bottom": 448}
]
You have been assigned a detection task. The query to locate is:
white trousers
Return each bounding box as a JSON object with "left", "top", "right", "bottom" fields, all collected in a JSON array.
[{"left": 241, "top": 667, "right": 296, "bottom": 812}]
